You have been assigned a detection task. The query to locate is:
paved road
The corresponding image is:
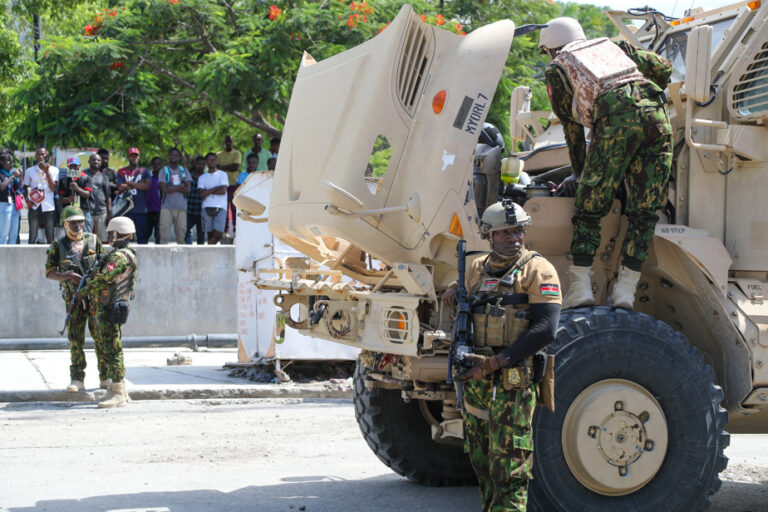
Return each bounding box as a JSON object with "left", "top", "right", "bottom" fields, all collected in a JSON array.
[{"left": 1, "top": 399, "right": 766, "bottom": 512}]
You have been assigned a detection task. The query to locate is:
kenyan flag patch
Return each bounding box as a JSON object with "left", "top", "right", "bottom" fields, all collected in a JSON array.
[{"left": 540, "top": 283, "right": 560, "bottom": 296}]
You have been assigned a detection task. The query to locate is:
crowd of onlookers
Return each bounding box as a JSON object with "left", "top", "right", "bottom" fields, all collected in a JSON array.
[{"left": 0, "top": 133, "right": 279, "bottom": 245}]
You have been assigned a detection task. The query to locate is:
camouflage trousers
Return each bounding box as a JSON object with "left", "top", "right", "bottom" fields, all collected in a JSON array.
[
  {"left": 87, "top": 303, "right": 126, "bottom": 382},
  {"left": 66, "top": 299, "right": 108, "bottom": 382},
  {"left": 572, "top": 103, "right": 672, "bottom": 264},
  {"left": 463, "top": 374, "right": 537, "bottom": 512}
]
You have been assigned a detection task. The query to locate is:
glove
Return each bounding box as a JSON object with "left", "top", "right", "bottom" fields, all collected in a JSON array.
[
  {"left": 460, "top": 352, "right": 508, "bottom": 382},
  {"left": 557, "top": 173, "right": 579, "bottom": 197}
]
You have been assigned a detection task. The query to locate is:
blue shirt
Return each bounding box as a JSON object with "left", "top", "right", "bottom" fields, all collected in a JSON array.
[{"left": 116, "top": 167, "right": 151, "bottom": 214}]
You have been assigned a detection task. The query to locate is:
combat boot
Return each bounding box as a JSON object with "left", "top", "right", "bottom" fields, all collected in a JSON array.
[
  {"left": 66, "top": 380, "right": 84, "bottom": 392},
  {"left": 608, "top": 267, "right": 642, "bottom": 310},
  {"left": 562, "top": 265, "right": 595, "bottom": 309},
  {"left": 99, "top": 378, "right": 112, "bottom": 389},
  {"left": 98, "top": 380, "right": 127, "bottom": 408}
]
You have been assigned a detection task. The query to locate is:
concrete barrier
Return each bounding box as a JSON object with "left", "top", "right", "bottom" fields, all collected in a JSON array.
[{"left": 1, "top": 245, "right": 237, "bottom": 339}]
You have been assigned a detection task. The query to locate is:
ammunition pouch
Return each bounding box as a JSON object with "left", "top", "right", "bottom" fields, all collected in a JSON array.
[
  {"left": 108, "top": 300, "right": 130, "bottom": 325},
  {"left": 472, "top": 304, "right": 530, "bottom": 348}
]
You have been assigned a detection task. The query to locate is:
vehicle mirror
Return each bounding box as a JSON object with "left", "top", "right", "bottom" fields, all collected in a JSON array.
[
  {"left": 685, "top": 25, "right": 713, "bottom": 103},
  {"left": 321, "top": 180, "right": 364, "bottom": 211},
  {"left": 232, "top": 195, "right": 265, "bottom": 216}
]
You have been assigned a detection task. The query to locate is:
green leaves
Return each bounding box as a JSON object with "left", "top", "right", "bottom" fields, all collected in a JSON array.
[{"left": 3, "top": 0, "right": 616, "bottom": 156}]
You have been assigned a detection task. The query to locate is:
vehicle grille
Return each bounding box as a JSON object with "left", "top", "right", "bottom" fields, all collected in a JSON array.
[
  {"left": 396, "top": 18, "right": 434, "bottom": 116},
  {"left": 732, "top": 42, "right": 768, "bottom": 117}
]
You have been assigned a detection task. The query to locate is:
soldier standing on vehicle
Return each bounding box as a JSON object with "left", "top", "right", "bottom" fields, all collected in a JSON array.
[
  {"left": 442, "top": 201, "right": 562, "bottom": 511},
  {"left": 79, "top": 216, "right": 138, "bottom": 408},
  {"left": 45, "top": 205, "right": 107, "bottom": 393},
  {"left": 539, "top": 17, "right": 673, "bottom": 310}
]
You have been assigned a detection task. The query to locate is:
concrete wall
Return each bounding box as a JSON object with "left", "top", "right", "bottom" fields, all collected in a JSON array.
[{"left": 1, "top": 245, "right": 237, "bottom": 339}]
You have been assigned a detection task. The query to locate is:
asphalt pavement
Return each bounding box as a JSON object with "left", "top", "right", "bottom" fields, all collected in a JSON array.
[{"left": 0, "top": 347, "right": 352, "bottom": 403}]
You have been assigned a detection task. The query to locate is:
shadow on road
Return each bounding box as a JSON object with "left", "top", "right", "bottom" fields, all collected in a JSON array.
[
  {"left": 124, "top": 364, "right": 237, "bottom": 386},
  {"left": 710, "top": 479, "right": 768, "bottom": 512},
  {"left": 8, "top": 474, "right": 479, "bottom": 512},
  {"left": 8, "top": 475, "right": 768, "bottom": 512}
]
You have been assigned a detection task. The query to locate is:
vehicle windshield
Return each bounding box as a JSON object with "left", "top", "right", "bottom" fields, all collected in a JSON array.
[{"left": 655, "top": 17, "right": 736, "bottom": 82}]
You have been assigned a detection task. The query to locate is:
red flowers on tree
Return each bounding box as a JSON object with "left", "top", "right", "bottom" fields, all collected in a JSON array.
[
  {"left": 168, "top": 0, "right": 180, "bottom": 5},
  {"left": 346, "top": 1, "right": 373, "bottom": 29},
  {"left": 83, "top": 8, "right": 118, "bottom": 36},
  {"left": 109, "top": 61, "right": 126, "bottom": 71},
  {"left": 415, "top": 13, "right": 466, "bottom": 36},
  {"left": 269, "top": 5, "right": 282, "bottom": 20}
]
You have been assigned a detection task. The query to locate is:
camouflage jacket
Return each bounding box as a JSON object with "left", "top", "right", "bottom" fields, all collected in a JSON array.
[
  {"left": 81, "top": 247, "right": 138, "bottom": 306},
  {"left": 45, "top": 234, "right": 104, "bottom": 299},
  {"left": 545, "top": 40, "right": 673, "bottom": 175}
]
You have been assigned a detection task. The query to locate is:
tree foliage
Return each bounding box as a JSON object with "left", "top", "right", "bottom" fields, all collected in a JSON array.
[{"left": 4, "top": 0, "right": 616, "bottom": 155}]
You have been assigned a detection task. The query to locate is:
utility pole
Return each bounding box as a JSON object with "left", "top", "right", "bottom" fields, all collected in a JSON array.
[{"left": 33, "top": 13, "right": 40, "bottom": 63}]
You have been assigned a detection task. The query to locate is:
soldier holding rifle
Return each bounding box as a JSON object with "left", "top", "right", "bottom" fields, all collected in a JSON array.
[
  {"left": 443, "top": 200, "right": 562, "bottom": 512},
  {"left": 45, "top": 206, "right": 107, "bottom": 393}
]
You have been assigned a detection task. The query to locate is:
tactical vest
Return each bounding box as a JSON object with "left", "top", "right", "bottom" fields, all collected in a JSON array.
[
  {"left": 98, "top": 248, "right": 138, "bottom": 305},
  {"left": 554, "top": 38, "right": 646, "bottom": 129},
  {"left": 470, "top": 252, "right": 541, "bottom": 348},
  {"left": 56, "top": 234, "right": 99, "bottom": 296}
]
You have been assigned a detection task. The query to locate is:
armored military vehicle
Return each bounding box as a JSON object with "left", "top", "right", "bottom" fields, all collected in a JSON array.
[{"left": 236, "top": 2, "right": 768, "bottom": 510}]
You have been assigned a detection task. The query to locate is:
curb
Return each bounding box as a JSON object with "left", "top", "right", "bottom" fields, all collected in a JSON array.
[{"left": 0, "top": 385, "right": 353, "bottom": 403}]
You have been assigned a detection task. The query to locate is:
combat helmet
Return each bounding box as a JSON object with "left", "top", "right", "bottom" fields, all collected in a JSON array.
[
  {"left": 478, "top": 200, "right": 532, "bottom": 239},
  {"left": 479, "top": 122, "right": 505, "bottom": 150},
  {"left": 538, "top": 17, "right": 586, "bottom": 50},
  {"left": 60, "top": 205, "right": 85, "bottom": 226},
  {"left": 107, "top": 216, "right": 136, "bottom": 242}
]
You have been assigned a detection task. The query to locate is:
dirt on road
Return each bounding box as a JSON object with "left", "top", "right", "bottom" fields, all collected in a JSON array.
[{"left": 0, "top": 399, "right": 766, "bottom": 512}]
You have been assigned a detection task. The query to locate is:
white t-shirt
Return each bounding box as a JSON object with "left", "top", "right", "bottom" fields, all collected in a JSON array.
[
  {"left": 197, "top": 170, "right": 229, "bottom": 209},
  {"left": 22, "top": 164, "right": 59, "bottom": 212}
]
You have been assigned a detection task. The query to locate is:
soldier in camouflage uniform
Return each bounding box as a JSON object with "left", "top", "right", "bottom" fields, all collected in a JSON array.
[
  {"left": 45, "top": 206, "right": 107, "bottom": 392},
  {"left": 539, "top": 17, "right": 673, "bottom": 310},
  {"left": 443, "top": 201, "right": 562, "bottom": 511},
  {"left": 80, "top": 216, "right": 138, "bottom": 408}
]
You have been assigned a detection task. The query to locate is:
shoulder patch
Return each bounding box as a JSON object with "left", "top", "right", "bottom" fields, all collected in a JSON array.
[
  {"left": 540, "top": 283, "right": 560, "bottom": 296},
  {"left": 106, "top": 262, "right": 117, "bottom": 271}
]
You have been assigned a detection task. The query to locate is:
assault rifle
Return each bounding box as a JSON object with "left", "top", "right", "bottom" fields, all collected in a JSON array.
[
  {"left": 59, "top": 258, "right": 102, "bottom": 336},
  {"left": 447, "top": 239, "right": 475, "bottom": 412}
]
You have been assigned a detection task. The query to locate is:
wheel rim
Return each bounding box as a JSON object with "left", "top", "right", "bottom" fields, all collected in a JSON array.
[
  {"left": 418, "top": 399, "right": 441, "bottom": 426},
  {"left": 561, "top": 378, "right": 669, "bottom": 496}
]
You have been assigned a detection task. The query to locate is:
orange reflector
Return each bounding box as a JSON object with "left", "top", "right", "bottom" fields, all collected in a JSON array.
[
  {"left": 449, "top": 214, "right": 463, "bottom": 237},
  {"left": 389, "top": 311, "right": 406, "bottom": 331},
  {"left": 433, "top": 90, "right": 447, "bottom": 114},
  {"left": 748, "top": 0, "right": 761, "bottom": 10},
  {"left": 670, "top": 19, "right": 680, "bottom": 26},
  {"left": 681, "top": 16, "right": 694, "bottom": 23}
]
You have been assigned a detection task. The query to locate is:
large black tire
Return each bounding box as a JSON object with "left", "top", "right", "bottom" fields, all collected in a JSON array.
[
  {"left": 352, "top": 360, "right": 476, "bottom": 486},
  {"left": 529, "top": 307, "right": 729, "bottom": 512}
]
